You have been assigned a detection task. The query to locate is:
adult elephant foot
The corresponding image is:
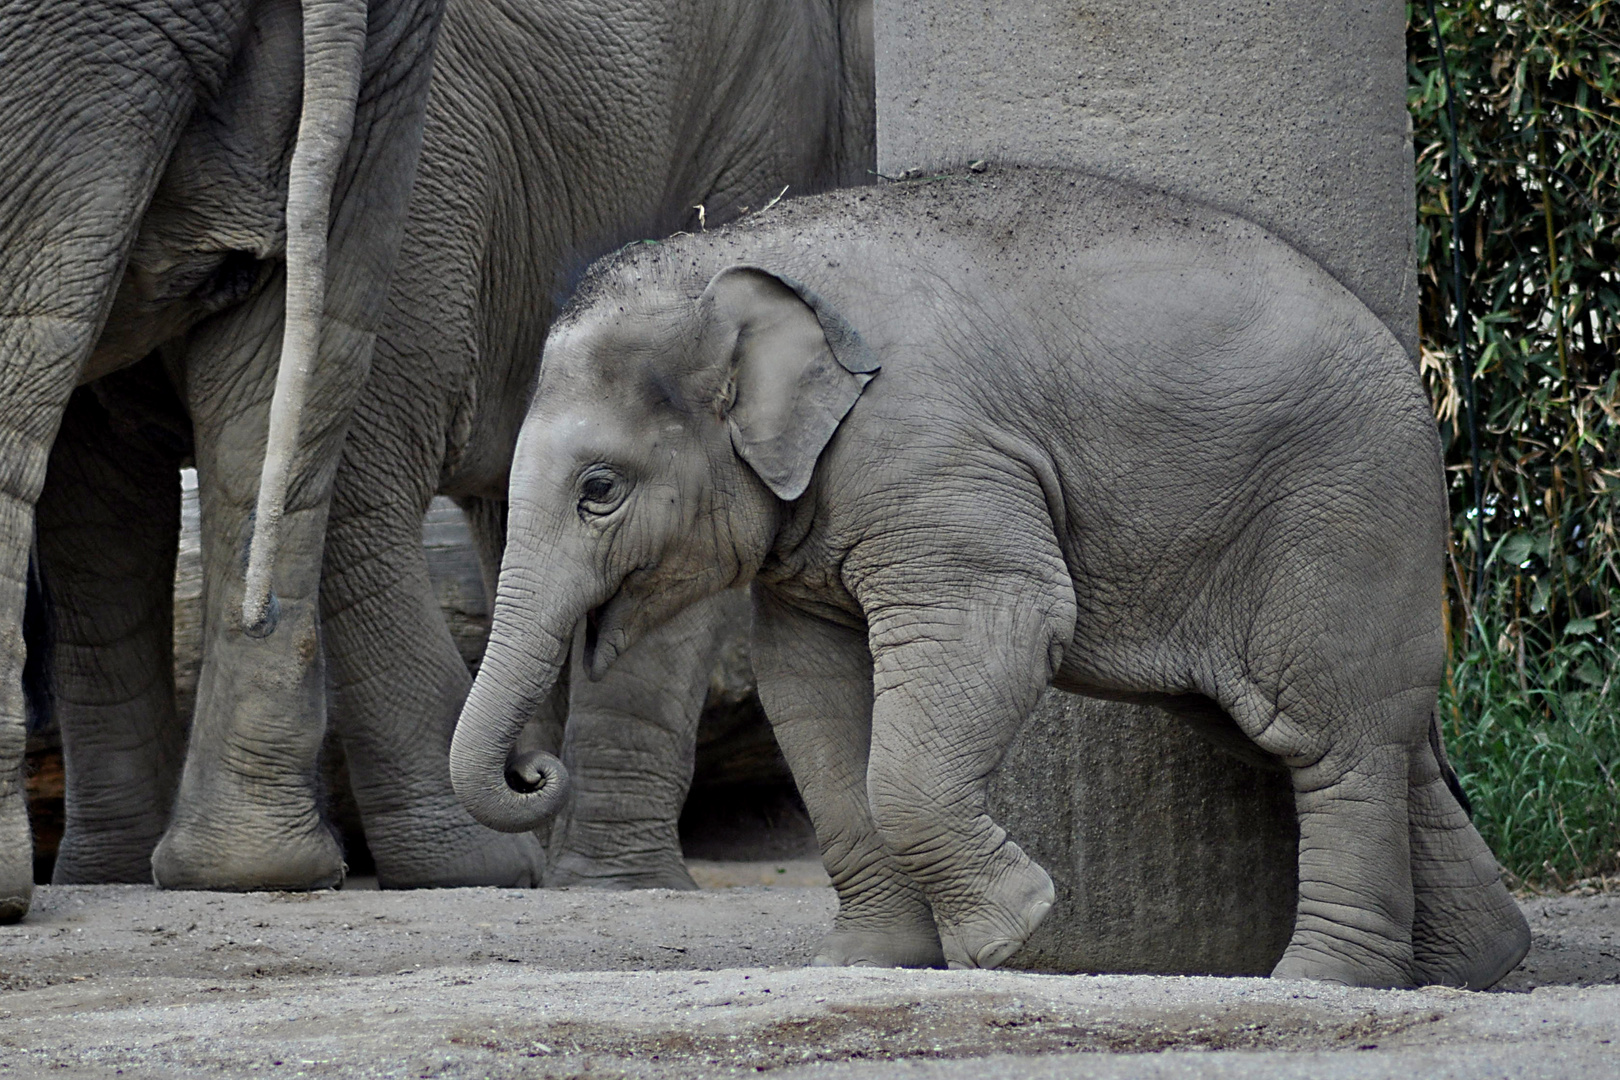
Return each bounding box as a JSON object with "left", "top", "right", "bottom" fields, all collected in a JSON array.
[
  {"left": 365, "top": 805, "right": 543, "bottom": 889},
  {"left": 0, "top": 788, "right": 31, "bottom": 923},
  {"left": 151, "top": 806, "right": 344, "bottom": 890},
  {"left": 52, "top": 819, "right": 170, "bottom": 885},
  {"left": 544, "top": 848, "right": 696, "bottom": 891},
  {"left": 150, "top": 596, "right": 347, "bottom": 891}
]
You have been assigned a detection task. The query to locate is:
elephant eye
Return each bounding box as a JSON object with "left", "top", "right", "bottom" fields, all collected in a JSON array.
[{"left": 577, "top": 467, "right": 625, "bottom": 517}]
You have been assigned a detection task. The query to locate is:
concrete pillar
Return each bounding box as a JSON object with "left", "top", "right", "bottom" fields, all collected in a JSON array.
[
  {"left": 875, "top": 0, "right": 1415, "bottom": 973},
  {"left": 875, "top": 0, "right": 1416, "bottom": 355}
]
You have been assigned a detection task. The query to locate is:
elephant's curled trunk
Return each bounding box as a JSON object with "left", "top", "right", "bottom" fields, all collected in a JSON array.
[
  {"left": 242, "top": 0, "right": 369, "bottom": 635},
  {"left": 450, "top": 625, "right": 572, "bottom": 832}
]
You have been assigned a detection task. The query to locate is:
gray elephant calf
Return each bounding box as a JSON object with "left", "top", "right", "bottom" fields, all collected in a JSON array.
[
  {"left": 311, "top": 0, "right": 873, "bottom": 888},
  {"left": 453, "top": 165, "right": 1532, "bottom": 988}
]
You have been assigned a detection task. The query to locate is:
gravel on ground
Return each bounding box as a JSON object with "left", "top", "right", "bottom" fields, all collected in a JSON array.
[{"left": 0, "top": 871, "right": 1614, "bottom": 1079}]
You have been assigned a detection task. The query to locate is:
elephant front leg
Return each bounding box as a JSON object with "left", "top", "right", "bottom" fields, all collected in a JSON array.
[
  {"left": 320, "top": 492, "right": 544, "bottom": 889},
  {"left": 544, "top": 592, "right": 744, "bottom": 891},
  {"left": 37, "top": 383, "right": 187, "bottom": 883},
  {"left": 860, "top": 587, "right": 1070, "bottom": 971},
  {"left": 751, "top": 590, "right": 943, "bottom": 968}
]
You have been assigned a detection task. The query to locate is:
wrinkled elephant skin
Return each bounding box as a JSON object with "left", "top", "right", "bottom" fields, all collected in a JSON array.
[
  {"left": 312, "top": 0, "right": 873, "bottom": 887},
  {"left": 8, "top": 0, "right": 445, "bottom": 906},
  {"left": 456, "top": 165, "right": 1532, "bottom": 988}
]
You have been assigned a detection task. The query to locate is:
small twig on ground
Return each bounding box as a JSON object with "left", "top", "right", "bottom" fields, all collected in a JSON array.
[{"left": 759, "top": 185, "right": 789, "bottom": 213}]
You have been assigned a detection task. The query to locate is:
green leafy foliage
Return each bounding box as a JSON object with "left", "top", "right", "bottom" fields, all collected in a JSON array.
[
  {"left": 1442, "top": 610, "right": 1620, "bottom": 884},
  {"left": 1410, "top": 1, "right": 1620, "bottom": 883}
]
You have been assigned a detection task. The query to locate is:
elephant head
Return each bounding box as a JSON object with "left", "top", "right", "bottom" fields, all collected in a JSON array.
[{"left": 451, "top": 263, "right": 878, "bottom": 832}]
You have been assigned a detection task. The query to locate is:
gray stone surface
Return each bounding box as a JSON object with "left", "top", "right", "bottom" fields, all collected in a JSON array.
[
  {"left": 994, "top": 696, "right": 1297, "bottom": 975},
  {"left": 874, "top": 0, "right": 1418, "bottom": 356},
  {"left": 0, "top": 886, "right": 1611, "bottom": 1077},
  {"left": 875, "top": 0, "right": 1419, "bottom": 975}
]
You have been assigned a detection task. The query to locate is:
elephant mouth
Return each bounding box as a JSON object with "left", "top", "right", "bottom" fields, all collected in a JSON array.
[{"left": 581, "top": 590, "right": 629, "bottom": 681}]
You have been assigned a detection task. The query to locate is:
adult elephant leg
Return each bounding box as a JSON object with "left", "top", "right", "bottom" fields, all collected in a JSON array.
[
  {"left": 1406, "top": 731, "right": 1529, "bottom": 987},
  {"left": 752, "top": 589, "right": 943, "bottom": 968},
  {"left": 320, "top": 440, "right": 543, "bottom": 888},
  {"left": 543, "top": 592, "right": 739, "bottom": 890},
  {"left": 0, "top": 1, "right": 216, "bottom": 923},
  {"left": 0, "top": 354, "right": 79, "bottom": 919},
  {"left": 38, "top": 374, "right": 187, "bottom": 882},
  {"left": 150, "top": 0, "right": 442, "bottom": 891},
  {"left": 150, "top": 278, "right": 357, "bottom": 890}
]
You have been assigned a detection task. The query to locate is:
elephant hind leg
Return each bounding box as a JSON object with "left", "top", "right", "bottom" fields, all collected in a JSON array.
[
  {"left": 1227, "top": 680, "right": 1420, "bottom": 988},
  {"left": 1406, "top": 734, "right": 1529, "bottom": 988},
  {"left": 1272, "top": 741, "right": 1416, "bottom": 987},
  {"left": 322, "top": 491, "right": 544, "bottom": 889},
  {"left": 38, "top": 378, "right": 188, "bottom": 884}
]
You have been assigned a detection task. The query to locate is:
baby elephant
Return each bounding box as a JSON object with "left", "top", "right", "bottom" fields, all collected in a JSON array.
[{"left": 451, "top": 165, "right": 1531, "bottom": 988}]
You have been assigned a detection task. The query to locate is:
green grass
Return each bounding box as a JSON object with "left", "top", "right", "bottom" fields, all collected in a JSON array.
[{"left": 1441, "top": 610, "right": 1620, "bottom": 888}]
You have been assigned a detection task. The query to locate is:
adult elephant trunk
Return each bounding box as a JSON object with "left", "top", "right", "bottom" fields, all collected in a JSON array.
[
  {"left": 242, "top": 0, "right": 370, "bottom": 636},
  {"left": 450, "top": 541, "right": 579, "bottom": 833}
]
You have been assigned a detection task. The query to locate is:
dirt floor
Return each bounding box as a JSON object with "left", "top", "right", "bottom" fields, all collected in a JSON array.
[{"left": 0, "top": 868, "right": 1615, "bottom": 1079}]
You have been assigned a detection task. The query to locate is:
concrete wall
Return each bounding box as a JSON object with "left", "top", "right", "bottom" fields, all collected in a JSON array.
[
  {"left": 875, "top": 0, "right": 1417, "bottom": 357},
  {"left": 875, "top": 0, "right": 1416, "bottom": 973}
]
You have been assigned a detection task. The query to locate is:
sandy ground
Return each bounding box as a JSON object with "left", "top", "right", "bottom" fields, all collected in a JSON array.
[{"left": 0, "top": 868, "right": 1615, "bottom": 1079}]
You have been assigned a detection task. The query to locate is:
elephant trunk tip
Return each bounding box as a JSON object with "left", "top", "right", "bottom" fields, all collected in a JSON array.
[{"left": 451, "top": 743, "right": 571, "bottom": 834}]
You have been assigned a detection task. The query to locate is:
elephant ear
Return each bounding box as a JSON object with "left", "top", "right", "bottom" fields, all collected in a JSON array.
[{"left": 701, "top": 265, "right": 880, "bottom": 501}]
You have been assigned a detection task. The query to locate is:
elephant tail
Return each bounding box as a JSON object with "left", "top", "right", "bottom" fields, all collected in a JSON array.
[
  {"left": 241, "top": 0, "right": 370, "bottom": 636},
  {"left": 22, "top": 544, "right": 53, "bottom": 734},
  {"left": 1430, "top": 709, "right": 1473, "bottom": 819}
]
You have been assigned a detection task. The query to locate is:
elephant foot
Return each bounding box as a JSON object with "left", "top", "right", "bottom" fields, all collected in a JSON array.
[
  {"left": 367, "top": 810, "right": 544, "bottom": 889},
  {"left": 812, "top": 925, "right": 945, "bottom": 968},
  {"left": 935, "top": 856, "right": 1054, "bottom": 970},
  {"left": 151, "top": 811, "right": 345, "bottom": 891},
  {"left": 1407, "top": 779, "right": 1532, "bottom": 989},
  {"left": 52, "top": 821, "right": 168, "bottom": 884},
  {"left": 1413, "top": 897, "right": 1529, "bottom": 990},
  {"left": 545, "top": 850, "right": 696, "bottom": 891},
  {"left": 0, "top": 789, "right": 33, "bottom": 922},
  {"left": 1410, "top": 862, "right": 1531, "bottom": 989}
]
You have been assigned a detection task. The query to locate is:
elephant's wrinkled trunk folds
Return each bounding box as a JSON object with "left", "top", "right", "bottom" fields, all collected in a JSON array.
[
  {"left": 450, "top": 615, "right": 572, "bottom": 833},
  {"left": 241, "top": 0, "right": 370, "bottom": 636}
]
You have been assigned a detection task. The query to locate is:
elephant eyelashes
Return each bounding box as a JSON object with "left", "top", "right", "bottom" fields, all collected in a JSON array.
[{"left": 577, "top": 468, "right": 626, "bottom": 517}]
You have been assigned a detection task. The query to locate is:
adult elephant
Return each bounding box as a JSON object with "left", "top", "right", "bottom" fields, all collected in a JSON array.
[
  {"left": 3, "top": 0, "right": 446, "bottom": 913},
  {"left": 312, "top": 0, "right": 874, "bottom": 886}
]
